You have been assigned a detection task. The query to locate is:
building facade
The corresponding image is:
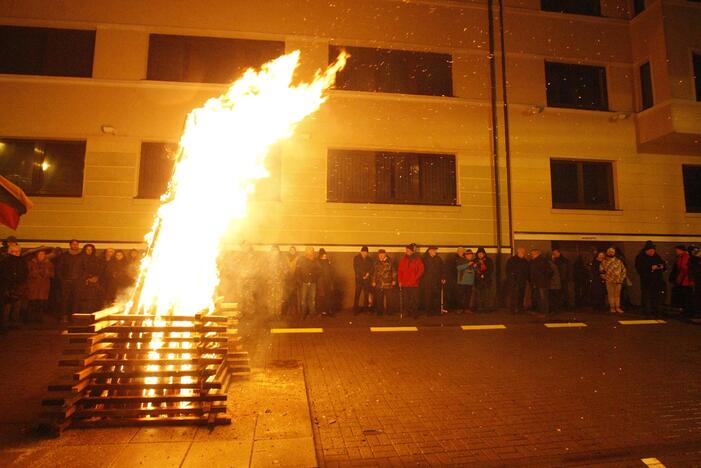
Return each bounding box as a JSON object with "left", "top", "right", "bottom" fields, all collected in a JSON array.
[{"left": 1, "top": 0, "right": 700, "bottom": 305}]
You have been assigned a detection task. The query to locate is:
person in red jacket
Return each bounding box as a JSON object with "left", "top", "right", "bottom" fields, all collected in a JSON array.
[{"left": 398, "top": 243, "right": 424, "bottom": 318}]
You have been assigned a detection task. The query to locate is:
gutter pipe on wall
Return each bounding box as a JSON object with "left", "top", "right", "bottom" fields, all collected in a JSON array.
[{"left": 497, "top": 0, "right": 514, "bottom": 252}]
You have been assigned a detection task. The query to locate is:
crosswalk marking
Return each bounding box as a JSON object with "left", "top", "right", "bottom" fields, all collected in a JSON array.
[
  {"left": 370, "top": 326, "right": 418, "bottom": 332},
  {"left": 270, "top": 328, "right": 324, "bottom": 334},
  {"left": 461, "top": 325, "right": 507, "bottom": 330},
  {"left": 544, "top": 322, "right": 588, "bottom": 328},
  {"left": 619, "top": 320, "right": 666, "bottom": 325}
]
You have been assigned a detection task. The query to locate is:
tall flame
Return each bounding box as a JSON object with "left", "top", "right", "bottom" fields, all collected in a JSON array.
[{"left": 130, "top": 50, "right": 347, "bottom": 316}]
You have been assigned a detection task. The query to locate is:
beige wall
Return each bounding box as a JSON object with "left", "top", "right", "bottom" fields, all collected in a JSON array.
[{"left": 0, "top": 0, "right": 699, "bottom": 250}]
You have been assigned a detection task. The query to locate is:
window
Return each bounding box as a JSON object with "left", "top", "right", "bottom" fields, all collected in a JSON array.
[
  {"left": 545, "top": 62, "right": 609, "bottom": 111},
  {"left": 0, "top": 26, "right": 95, "bottom": 77},
  {"left": 328, "top": 150, "right": 456, "bottom": 205},
  {"left": 0, "top": 138, "right": 85, "bottom": 197},
  {"left": 147, "top": 34, "right": 284, "bottom": 84},
  {"left": 137, "top": 143, "right": 281, "bottom": 200},
  {"left": 541, "top": 0, "right": 601, "bottom": 16},
  {"left": 550, "top": 159, "right": 614, "bottom": 210},
  {"left": 329, "top": 45, "right": 453, "bottom": 97},
  {"left": 640, "top": 62, "right": 653, "bottom": 110},
  {"left": 682, "top": 165, "right": 701, "bottom": 212},
  {"left": 694, "top": 53, "right": 701, "bottom": 102},
  {"left": 633, "top": 0, "right": 646, "bottom": 16}
]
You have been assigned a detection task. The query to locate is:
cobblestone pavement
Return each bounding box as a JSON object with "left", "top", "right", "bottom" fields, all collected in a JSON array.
[{"left": 251, "top": 311, "right": 701, "bottom": 466}]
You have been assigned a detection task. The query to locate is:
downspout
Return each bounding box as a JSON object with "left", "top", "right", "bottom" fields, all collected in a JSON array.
[
  {"left": 487, "top": 0, "right": 503, "bottom": 301},
  {"left": 498, "top": 0, "right": 514, "bottom": 251}
]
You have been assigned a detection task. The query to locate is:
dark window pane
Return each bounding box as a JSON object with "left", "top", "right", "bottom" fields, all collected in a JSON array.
[
  {"left": 551, "top": 159, "right": 614, "bottom": 210},
  {"left": 545, "top": 61, "right": 608, "bottom": 111},
  {"left": 138, "top": 142, "right": 177, "bottom": 199},
  {"left": 640, "top": 62, "right": 653, "bottom": 110},
  {"left": 330, "top": 45, "right": 453, "bottom": 97},
  {"left": 633, "top": 0, "right": 646, "bottom": 16},
  {"left": 147, "top": 34, "right": 284, "bottom": 84},
  {"left": 551, "top": 161, "right": 579, "bottom": 205},
  {"left": 0, "top": 26, "right": 94, "bottom": 77},
  {"left": 582, "top": 163, "right": 612, "bottom": 207},
  {"left": 694, "top": 53, "right": 701, "bottom": 102},
  {"left": 328, "top": 150, "right": 456, "bottom": 205},
  {"left": 682, "top": 165, "right": 701, "bottom": 212},
  {"left": 0, "top": 138, "right": 85, "bottom": 196},
  {"left": 541, "top": 0, "right": 601, "bottom": 16}
]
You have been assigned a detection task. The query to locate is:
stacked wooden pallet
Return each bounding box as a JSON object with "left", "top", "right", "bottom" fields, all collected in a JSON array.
[{"left": 40, "top": 302, "right": 249, "bottom": 433}]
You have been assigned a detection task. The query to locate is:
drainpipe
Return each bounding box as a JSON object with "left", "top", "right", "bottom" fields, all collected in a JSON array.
[
  {"left": 487, "top": 0, "right": 503, "bottom": 301},
  {"left": 497, "top": 0, "right": 514, "bottom": 253}
]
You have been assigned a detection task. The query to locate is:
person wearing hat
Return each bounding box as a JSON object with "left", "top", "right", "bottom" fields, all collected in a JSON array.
[
  {"left": 473, "top": 247, "right": 494, "bottom": 312},
  {"left": 372, "top": 249, "right": 396, "bottom": 316},
  {"left": 352, "top": 246, "right": 374, "bottom": 313},
  {"left": 670, "top": 244, "right": 694, "bottom": 317},
  {"left": 422, "top": 246, "right": 446, "bottom": 316},
  {"left": 635, "top": 241, "right": 666, "bottom": 317},
  {"left": 600, "top": 247, "right": 627, "bottom": 314},
  {"left": 398, "top": 243, "right": 424, "bottom": 318}
]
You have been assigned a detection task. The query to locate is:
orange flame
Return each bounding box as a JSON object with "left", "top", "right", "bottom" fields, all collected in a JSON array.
[{"left": 128, "top": 50, "right": 347, "bottom": 317}]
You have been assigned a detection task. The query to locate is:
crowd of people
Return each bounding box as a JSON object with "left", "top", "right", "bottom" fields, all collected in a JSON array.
[
  {"left": 0, "top": 237, "right": 141, "bottom": 333},
  {"left": 2, "top": 236, "right": 700, "bottom": 331}
]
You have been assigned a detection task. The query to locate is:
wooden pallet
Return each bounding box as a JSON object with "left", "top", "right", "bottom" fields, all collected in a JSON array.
[{"left": 41, "top": 302, "right": 249, "bottom": 434}]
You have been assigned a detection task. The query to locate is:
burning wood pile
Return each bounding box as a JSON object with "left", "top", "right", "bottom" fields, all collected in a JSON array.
[
  {"left": 41, "top": 302, "right": 247, "bottom": 430},
  {"left": 39, "top": 50, "right": 346, "bottom": 432}
]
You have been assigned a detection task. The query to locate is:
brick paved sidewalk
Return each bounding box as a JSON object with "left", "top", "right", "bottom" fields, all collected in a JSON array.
[{"left": 257, "top": 318, "right": 701, "bottom": 467}]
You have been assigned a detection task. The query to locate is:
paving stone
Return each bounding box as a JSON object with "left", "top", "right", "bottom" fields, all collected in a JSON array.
[
  {"left": 250, "top": 436, "right": 317, "bottom": 467},
  {"left": 182, "top": 440, "right": 253, "bottom": 468},
  {"left": 110, "top": 441, "right": 190, "bottom": 467}
]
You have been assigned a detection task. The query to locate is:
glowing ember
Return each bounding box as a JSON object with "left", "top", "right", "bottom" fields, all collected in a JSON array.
[{"left": 128, "top": 50, "right": 347, "bottom": 317}]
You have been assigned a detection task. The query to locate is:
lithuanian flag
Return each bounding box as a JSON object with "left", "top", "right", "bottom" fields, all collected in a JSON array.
[{"left": 0, "top": 175, "right": 33, "bottom": 230}]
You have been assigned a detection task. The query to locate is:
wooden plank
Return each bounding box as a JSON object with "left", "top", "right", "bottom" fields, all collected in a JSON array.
[
  {"left": 87, "top": 382, "right": 222, "bottom": 391},
  {"left": 77, "top": 394, "right": 227, "bottom": 404},
  {"left": 92, "top": 357, "right": 223, "bottom": 366}
]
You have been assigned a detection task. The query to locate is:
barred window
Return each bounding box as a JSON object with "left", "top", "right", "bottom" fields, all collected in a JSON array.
[
  {"left": 328, "top": 150, "right": 456, "bottom": 206},
  {"left": 147, "top": 34, "right": 285, "bottom": 84},
  {"left": 0, "top": 138, "right": 85, "bottom": 197},
  {"left": 550, "top": 159, "right": 614, "bottom": 210},
  {"left": 541, "top": 0, "right": 601, "bottom": 16},
  {"left": 682, "top": 165, "right": 701, "bottom": 213},
  {"left": 0, "top": 25, "right": 95, "bottom": 77},
  {"left": 330, "top": 45, "right": 453, "bottom": 97},
  {"left": 546, "top": 62, "right": 609, "bottom": 111}
]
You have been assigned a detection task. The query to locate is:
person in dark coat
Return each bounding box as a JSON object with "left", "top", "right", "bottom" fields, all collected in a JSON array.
[
  {"left": 77, "top": 244, "right": 105, "bottom": 313},
  {"left": 0, "top": 243, "right": 29, "bottom": 331},
  {"left": 353, "top": 246, "right": 374, "bottom": 313},
  {"left": 573, "top": 254, "right": 588, "bottom": 307},
  {"left": 372, "top": 249, "right": 397, "bottom": 316},
  {"left": 551, "top": 248, "right": 571, "bottom": 311},
  {"left": 635, "top": 240, "right": 667, "bottom": 317},
  {"left": 473, "top": 247, "right": 493, "bottom": 312},
  {"left": 398, "top": 243, "right": 424, "bottom": 318},
  {"left": 589, "top": 251, "right": 607, "bottom": 312},
  {"left": 506, "top": 247, "right": 529, "bottom": 314},
  {"left": 443, "top": 247, "right": 464, "bottom": 311},
  {"left": 421, "top": 246, "right": 445, "bottom": 316},
  {"left": 296, "top": 247, "right": 321, "bottom": 318},
  {"left": 316, "top": 248, "right": 335, "bottom": 316},
  {"left": 26, "top": 248, "right": 55, "bottom": 322},
  {"left": 529, "top": 249, "right": 552, "bottom": 314},
  {"left": 58, "top": 240, "right": 84, "bottom": 321},
  {"left": 103, "top": 250, "right": 131, "bottom": 306}
]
